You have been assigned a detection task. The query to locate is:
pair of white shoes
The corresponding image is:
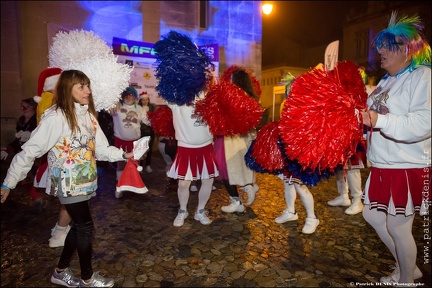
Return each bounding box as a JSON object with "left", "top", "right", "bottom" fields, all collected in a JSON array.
[
  {"left": 173, "top": 209, "right": 211, "bottom": 227},
  {"left": 275, "top": 209, "right": 319, "bottom": 234}
]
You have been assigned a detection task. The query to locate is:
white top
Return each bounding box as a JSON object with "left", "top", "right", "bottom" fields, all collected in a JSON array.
[
  {"left": 366, "top": 65, "right": 431, "bottom": 168},
  {"left": 112, "top": 103, "right": 150, "bottom": 141},
  {"left": 3, "top": 103, "right": 124, "bottom": 196},
  {"left": 168, "top": 100, "right": 213, "bottom": 148}
]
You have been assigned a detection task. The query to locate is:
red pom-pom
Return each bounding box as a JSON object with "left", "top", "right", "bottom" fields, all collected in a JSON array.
[
  {"left": 332, "top": 61, "right": 368, "bottom": 110},
  {"left": 195, "top": 81, "right": 264, "bottom": 136},
  {"left": 148, "top": 106, "right": 175, "bottom": 137},
  {"left": 251, "top": 121, "right": 285, "bottom": 172},
  {"left": 279, "top": 64, "right": 364, "bottom": 171},
  {"left": 221, "top": 66, "right": 262, "bottom": 97}
]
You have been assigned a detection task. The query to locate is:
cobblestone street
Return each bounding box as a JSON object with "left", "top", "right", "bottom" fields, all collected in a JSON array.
[{"left": 1, "top": 151, "right": 431, "bottom": 287}]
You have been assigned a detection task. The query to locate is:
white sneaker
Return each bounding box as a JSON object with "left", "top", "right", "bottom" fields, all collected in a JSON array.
[
  {"left": 221, "top": 197, "right": 244, "bottom": 213},
  {"left": 275, "top": 210, "right": 298, "bottom": 223},
  {"left": 380, "top": 265, "right": 423, "bottom": 283},
  {"left": 302, "top": 218, "right": 319, "bottom": 234},
  {"left": 327, "top": 195, "right": 351, "bottom": 207},
  {"left": 344, "top": 200, "right": 364, "bottom": 215},
  {"left": 145, "top": 165, "right": 153, "bottom": 173},
  {"left": 212, "top": 185, "right": 217, "bottom": 191},
  {"left": 190, "top": 185, "right": 198, "bottom": 192},
  {"left": 115, "top": 190, "right": 123, "bottom": 199},
  {"left": 173, "top": 210, "right": 188, "bottom": 227},
  {"left": 242, "top": 184, "right": 259, "bottom": 205},
  {"left": 194, "top": 210, "right": 211, "bottom": 225},
  {"left": 49, "top": 225, "right": 71, "bottom": 248}
]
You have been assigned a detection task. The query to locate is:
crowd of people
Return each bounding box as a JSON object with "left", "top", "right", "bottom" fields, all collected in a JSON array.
[{"left": 1, "top": 10, "right": 430, "bottom": 288}]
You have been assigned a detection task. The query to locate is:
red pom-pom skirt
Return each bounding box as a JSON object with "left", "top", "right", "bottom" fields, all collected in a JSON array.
[
  {"left": 363, "top": 167, "right": 431, "bottom": 216},
  {"left": 167, "top": 144, "right": 219, "bottom": 181}
]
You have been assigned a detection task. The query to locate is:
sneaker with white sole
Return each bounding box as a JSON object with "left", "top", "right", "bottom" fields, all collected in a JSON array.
[
  {"left": 194, "top": 210, "right": 211, "bottom": 225},
  {"left": 80, "top": 272, "right": 115, "bottom": 287},
  {"left": 344, "top": 199, "right": 364, "bottom": 215},
  {"left": 327, "top": 195, "right": 351, "bottom": 207},
  {"left": 275, "top": 210, "right": 299, "bottom": 223},
  {"left": 380, "top": 265, "right": 423, "bottom": 283},
  {"left": 49, "top": 225, "right": 71, "bottom": 248},
  {"left": 221, "top": 197, "right": 244, "bottom": 213},
  {"left": 173, "top": 210, "right": 189, "bottom": 227},
  {"left": 302, "top": 217, "right": 319, "bottom": 234},
  {"left": 50, "top": 267, "right": 80, "bottom": 287},
  {"left": 242, "top": 184, "right": 259, "bottom": 205}
]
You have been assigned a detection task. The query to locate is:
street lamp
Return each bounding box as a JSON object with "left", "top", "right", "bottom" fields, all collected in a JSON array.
[{"left": 262, "top": 3, "right": 273, "bottom": 15}]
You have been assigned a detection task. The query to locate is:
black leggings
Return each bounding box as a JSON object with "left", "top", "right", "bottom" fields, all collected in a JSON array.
[
  {"left": 57, "top": 200, "right": 94, "bottom": 280},
  {"left": 222, "top": 180, "right": 239, "bottom": 198}
]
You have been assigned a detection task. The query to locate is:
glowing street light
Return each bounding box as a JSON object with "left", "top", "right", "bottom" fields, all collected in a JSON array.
[{"left": 262, "top": 3, "right": 273, "bottom": 15}]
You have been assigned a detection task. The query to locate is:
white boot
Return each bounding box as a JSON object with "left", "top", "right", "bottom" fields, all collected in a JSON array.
[
  {"left": 344, "top": 169, "right": 363, "bottom": 215},
  {"left": 328, "top": 170, "right": 351, "bottom": 206},
  {"left": 275, "top": 209, "right": 298, "bottom": 223},
  {"left": 242, "top": 184, "right": 259, "bottom": 205},
  {"left": 49, "top": 224, "right": 71, "bottom": 248},
  {"left": 345, "top": 197, "right": 364, "bottom": 215},
  {"left": 221, "top": 197, "right": 244, "bottom": 213},
  {"left": 327, "top": 195, "right": 351, "bottom": 206}
]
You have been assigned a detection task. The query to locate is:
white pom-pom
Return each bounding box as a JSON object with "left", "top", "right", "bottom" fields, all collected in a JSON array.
[
  {"left": 137, "top": 165, "right": 143, "bottom": 172},
  {"left": 48, "top": 29, "right": 132, "bottom": 111},
  {"left": 66, "top": 57, "right": 132, "bottom": 111},
  {"left": 49, "top": 30, "right": 113, "bottom": 68}
]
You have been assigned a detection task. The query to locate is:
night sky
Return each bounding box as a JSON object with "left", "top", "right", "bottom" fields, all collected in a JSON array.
[{"left": 262, "top": 1, "right": 367, "bottom": 67}]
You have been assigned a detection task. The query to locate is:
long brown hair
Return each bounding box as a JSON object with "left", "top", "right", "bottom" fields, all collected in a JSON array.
[
  {"left": 231, "top": 69, "right": 258, "bottom": 101},
  {"left": 52, "top": 70, "right": 97, "bottom": 135}
]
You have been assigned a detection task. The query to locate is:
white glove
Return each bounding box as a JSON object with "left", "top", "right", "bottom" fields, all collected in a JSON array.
[
  {"left": 1, "top": 150, "right": 8, "bottom": 160},
  {"left": 20, "top": 131, "right": 31, "bottom": 142}
]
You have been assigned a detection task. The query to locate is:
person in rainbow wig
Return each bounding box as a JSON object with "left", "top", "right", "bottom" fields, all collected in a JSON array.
[{"left": 361, "top": 11, "right": 431, "bottom": 285}]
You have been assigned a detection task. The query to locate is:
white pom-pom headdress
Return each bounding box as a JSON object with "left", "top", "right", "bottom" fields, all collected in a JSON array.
[{"left": 48, "top": 29, "right": 132, "bottom": 111}]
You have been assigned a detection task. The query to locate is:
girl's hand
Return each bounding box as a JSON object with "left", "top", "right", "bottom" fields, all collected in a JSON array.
[{"left": 1, "top": 187, "right": 10, "bottom": 203}]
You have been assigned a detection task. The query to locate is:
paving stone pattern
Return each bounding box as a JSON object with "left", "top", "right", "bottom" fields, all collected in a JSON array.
[{"left": 1, "top": 152, "right": 430, "bottom": 287}]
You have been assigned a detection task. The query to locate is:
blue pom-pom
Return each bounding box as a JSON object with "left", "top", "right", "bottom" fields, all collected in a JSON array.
[{"left": 154, "top": 31, "right": 214, "bottom": 105}]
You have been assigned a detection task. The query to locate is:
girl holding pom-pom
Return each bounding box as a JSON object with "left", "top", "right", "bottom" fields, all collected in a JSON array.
[{"left": 214, "top": 68, "right": 261, "bottom": 213}]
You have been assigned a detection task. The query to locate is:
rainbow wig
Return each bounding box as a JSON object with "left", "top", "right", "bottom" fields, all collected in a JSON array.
[{"left": 373, "top": 11, "right": 431, "bottom": 68}]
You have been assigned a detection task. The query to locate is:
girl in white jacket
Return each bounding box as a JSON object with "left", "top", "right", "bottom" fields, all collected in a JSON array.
[{"left": 1, "top": 70, "right": 133, "bottom": 287}]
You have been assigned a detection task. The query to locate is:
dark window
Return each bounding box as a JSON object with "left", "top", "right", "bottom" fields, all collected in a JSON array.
[
  {"left": 355, "top": 29, "right": 369, "bottom": 58},
  {"left": 199, "top": 1, "right": 208, "bottom": 29}
]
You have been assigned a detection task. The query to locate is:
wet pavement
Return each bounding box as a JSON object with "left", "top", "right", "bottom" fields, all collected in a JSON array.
[{"left": 1, "top": 150, "right": 431, "bottom": 287}]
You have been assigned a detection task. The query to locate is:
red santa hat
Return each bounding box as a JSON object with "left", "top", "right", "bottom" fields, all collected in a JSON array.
[
  {"left": 37, "top": 67, "right": 62, "bottom": 96},
  {"left": 116, "top": 159, "right": 148, "bottom": 194}
]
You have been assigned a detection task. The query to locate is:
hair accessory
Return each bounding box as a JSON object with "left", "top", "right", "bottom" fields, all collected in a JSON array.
[
  {"left": 48, "top": 29, "right": 133, "bottom": 111},
  {"left": 373, "top": 11, "right": 431, "bottom": 68}
]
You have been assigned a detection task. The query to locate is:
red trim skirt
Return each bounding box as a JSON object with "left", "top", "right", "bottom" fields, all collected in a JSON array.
[
  {"left": 363, "top": 167, "right": 431, "bottom": 215},
  {"left": 167, "top": 144, "right": 219, "bottom": 181},
  {"left": 114, "top": 137, "right": 134, "bottom": 152}
]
